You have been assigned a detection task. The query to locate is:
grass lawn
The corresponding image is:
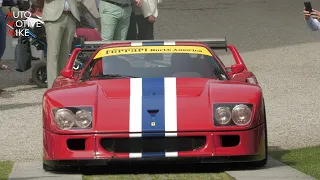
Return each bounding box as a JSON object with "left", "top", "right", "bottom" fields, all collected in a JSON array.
[
  {"left": 269, "top": 145, "right": 320, "bottom": 179},
  {"left": 0, "top": 161, "right": 14, "bottom": 180},
  {"left": 83, "top": 172, "right": 234, "bottom": 180}
]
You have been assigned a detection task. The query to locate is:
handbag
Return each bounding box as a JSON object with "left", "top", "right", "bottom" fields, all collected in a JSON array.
[{"left": 14, "top": 38, "right": 32, "bottom": 72}]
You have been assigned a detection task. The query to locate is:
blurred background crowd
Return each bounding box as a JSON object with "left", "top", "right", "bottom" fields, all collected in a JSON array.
[{"left": 0, "top": 0, "right": 160, "bottom": 88}]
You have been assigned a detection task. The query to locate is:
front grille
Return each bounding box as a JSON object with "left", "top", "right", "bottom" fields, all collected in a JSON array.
[{"left": 100, "top": 136, "right": 206, "bottom": 153}]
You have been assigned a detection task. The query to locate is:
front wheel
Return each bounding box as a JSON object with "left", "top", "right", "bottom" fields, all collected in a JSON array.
[
  {"left": 250, "top": 103, "right": 268, "bottom": 168},
  {"left": 32, "top": 61, "right": 48, "bottom": 88},
  {"left": 250, "top": 124, "right": 268, "bottom": 167}
]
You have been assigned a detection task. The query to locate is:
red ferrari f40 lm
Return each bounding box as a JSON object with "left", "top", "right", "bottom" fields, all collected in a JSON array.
[{"left": 42, "top": 38, "right": 267, "bottom": 171}]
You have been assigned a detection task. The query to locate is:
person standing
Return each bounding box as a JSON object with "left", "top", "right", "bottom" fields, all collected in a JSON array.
[
  {"left": 130, "top": 0, "right": 159, "bottom": 40},
  {"left": 42, "top": 0, "right": 81, "bottom": 88},
  {"left": 99, "top": 0, "right": 142, "bottom": 41}
]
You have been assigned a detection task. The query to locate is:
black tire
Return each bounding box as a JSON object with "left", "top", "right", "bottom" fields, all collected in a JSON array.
[
  {"left": 251, "top": 101, "right": 268, "bottom": 167},
  {"left": 251, "top": 130, "right": 268, "bottom": 167},
  {"left": 43, "top": 163, "right": 56, "bottom": 172},
  {"left": 32, "top": 61, "right": 47, "bottom": 88}
]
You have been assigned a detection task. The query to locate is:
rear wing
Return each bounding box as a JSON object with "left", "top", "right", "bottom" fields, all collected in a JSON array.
[{"left": 79, "top": 38, "right": 228, "bottom": 52}]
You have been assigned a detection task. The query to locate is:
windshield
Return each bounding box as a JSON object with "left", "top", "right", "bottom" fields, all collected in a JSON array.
[{"left": 85, "top": 45, "right": 227, "bottom": 79}]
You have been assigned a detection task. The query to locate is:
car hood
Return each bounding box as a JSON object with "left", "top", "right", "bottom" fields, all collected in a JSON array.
[{"left": 45, "top": 78, "right": 262, "bottom": 133}]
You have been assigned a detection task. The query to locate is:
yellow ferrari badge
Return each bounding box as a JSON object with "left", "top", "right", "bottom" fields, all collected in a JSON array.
[{"left": 151, "top": 122, "right": 156, "bottom": 126}]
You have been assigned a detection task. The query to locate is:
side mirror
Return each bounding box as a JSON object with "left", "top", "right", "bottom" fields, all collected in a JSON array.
[
  {"left": 61, "top": 69, "right": 74, "bottom": 79},
  {"left": 231, "top": 64, "right": 244, "bottom": 74},
  {"left": 61, "top": 48, "right": 82, "bottom": 79}
]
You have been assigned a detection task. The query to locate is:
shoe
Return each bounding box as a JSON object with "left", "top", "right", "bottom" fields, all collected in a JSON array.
[{"left": 0, "top": 64, "right": 9, "bottom": 70}]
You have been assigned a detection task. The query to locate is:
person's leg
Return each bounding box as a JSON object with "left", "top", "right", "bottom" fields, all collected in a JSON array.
[
  {"left": 99, "top": 1, "right": 120, "bottom": 40},
  {"left": 136, "top": 14, "right": 154, "bottom": 40},
  {"left": 126, "top": 12, "right": 137, "bottom": 40},
  {"left": 45, "top": 16, "right": 64, "bottom": 88},
  {"left": 57, "top": 14, "right": 76, "bottom": 77},
  {"left": 0, "top": 8, "right": 6, "bottom": 61},
  {"left": 146, "top": 21, "right": 154, "bottom": 40},
  {"left": 114, "top": 6, "right": 132, "bottom": 40},
  {"left": 136, "top": 14, "right": 146, "bottom": 40}
]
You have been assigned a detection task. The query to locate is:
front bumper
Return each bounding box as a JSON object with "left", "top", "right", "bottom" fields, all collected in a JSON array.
[
  {"left": 44, "top": 155, "right": 265, "bottom": 167},
  {"left": 43, "top": 123, "right": 266, "bottom": 166}
]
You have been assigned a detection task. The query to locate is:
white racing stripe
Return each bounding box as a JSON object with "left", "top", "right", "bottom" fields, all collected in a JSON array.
[
  {"left": 164, "top": 77, "right": 177, "bottom": 137},
  {"left": 129, "top": 153, "right": 142, "bottom": 158},
  {"left": 129, "top": 78, "right": 142, "bottom": 137},
  {"left": 131, "top": 42, "right": 143, "bottom": 46},
  {"left": 165, "top": 152, "right": 178, "bottom": 157},
  {"left": 129, "top": 78, "right": 142, "bottom": 158},
  {"left": 164, "top": 41, "right": 176, "bottom": 45}
]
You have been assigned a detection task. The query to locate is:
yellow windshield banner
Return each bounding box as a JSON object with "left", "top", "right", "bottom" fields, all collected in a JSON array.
[{"left": 93, "top": 46, "right": 212, "bottom": 59}]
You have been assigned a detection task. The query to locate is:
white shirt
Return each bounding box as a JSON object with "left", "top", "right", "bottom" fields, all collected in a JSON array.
[
  {"left": 133, "top": 0, "right": 158, "bottom": 18},
  {"left": 0, "top": 0, "right": 3, "bottom": 7},
  {"left": 64, "top": 0, "right": 70, "bottom": 11}
]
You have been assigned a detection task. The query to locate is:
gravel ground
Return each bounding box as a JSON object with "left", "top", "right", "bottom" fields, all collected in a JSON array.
[
  {"left": 0, "top": 61, "right": 45, "bottom": 161},
  {"left": 1, "top": 0, "right": 320, "bottom": 161}
]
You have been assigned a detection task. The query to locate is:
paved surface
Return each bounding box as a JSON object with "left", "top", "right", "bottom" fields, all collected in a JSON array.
[
  {"left": 1, "top": 0, "right": 320, "bottom": 179},
  {"left": 226, "top": 157, "right": 316, "bottom": 180},
  {"left": 7, "top": 157, "right": 316, "bottom": 180},
  {"left": 8, "top": 162, "right": 82, "bottom": 180}
]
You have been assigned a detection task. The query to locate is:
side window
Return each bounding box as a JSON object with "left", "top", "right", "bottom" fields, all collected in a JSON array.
[
  {"left": 80, "top": 59, "right": 99, "bottom": 81},
  {"left": 90, "top": 59, "right": 103, "bottom": 76},
  {"left": 208, "top": 56, "right": 228, "bottom": 80},
  {"left": 73, "top": 51, "right": 93, "bottom": 71}
]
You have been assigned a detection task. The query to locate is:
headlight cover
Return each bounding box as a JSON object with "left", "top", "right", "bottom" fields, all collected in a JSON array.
[
  {"left": 214, "top": 107, "right": 232, "bottom": 125},
  {"left": 231, "top": 104, "right": 252, "bottom": 126},
  {"left": 75, "top": 109, "right": 92, "bottom": 128},
  {"left": 54, "top": 109, "right": 77, "bottom": 130},
  {"left": 53, "top": 107, "right": 93, "bottom": 130},
  {"left": 213, "top": 104, "right": 253, "bottom": 126}
]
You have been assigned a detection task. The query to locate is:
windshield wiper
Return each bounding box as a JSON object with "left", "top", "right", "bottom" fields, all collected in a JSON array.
[{"left": 90, "top": 74, "right": 138, "bottom": 79}]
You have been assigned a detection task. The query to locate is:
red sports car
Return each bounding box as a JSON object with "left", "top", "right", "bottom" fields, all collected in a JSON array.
[{"left": 42, "top": 38, "right": 267, "bottom": 171}]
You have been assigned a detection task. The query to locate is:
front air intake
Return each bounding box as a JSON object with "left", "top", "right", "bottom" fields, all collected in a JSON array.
[{"left": 100, "top": 136, "right": 206, "bottom": 153}]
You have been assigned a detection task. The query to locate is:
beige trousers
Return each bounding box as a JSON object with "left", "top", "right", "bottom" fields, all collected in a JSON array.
[{"left": 45, "top": 13, "right": 76, "bottom": 88}]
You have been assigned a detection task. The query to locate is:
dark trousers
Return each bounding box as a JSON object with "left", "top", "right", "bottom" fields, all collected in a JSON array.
[
  {"left": 126, "top": 13, "right": 154, "bottom": 40},
  {"left": 126, "top": 13, "right": 137, "bottom": 40},
  {"left": 0, "top": 8, "right": 6, "bottom": 60}
]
